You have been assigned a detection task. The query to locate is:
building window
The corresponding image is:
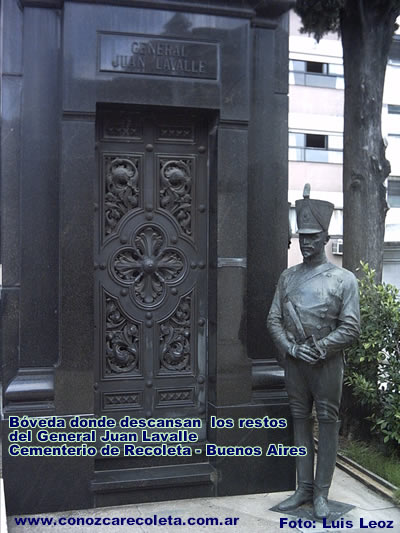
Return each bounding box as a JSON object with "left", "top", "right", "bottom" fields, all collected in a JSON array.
[
  {"left": 306, "top": 134, "right": 327, "bottom": 149},
  {"left": 306, "top": 61, "right": 327, "bottom": 74},
  {"left": 331, "top": 238, "right": 343, "bottom": 255},
  {"left": 383, "top": 242, "right": 400, "bottom": 289},
  {"left": 289, "top": 132, "right": 343, "bottom": 163},
  {"left": 328, "top": 64, "right": 344, "bottom": 76},
  {"left": 387, "top": 135, "right": 400, "bottom": 175},
  {"left": 389, "top": 35, "right": 400, "bottom": 65},
  {"left": 289, "top": 59, "right": 344, "bottom": 89},
  {"left": 388, "top": 104, "right": 400, "bottom": 114},
  {"left": 387, "top": 178, "right": 400, "bottom": 208}
]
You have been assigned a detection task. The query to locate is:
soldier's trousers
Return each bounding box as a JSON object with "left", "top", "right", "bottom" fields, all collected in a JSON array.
[{"left": 285, "top": 352, "right": 344, "bottom": 422}]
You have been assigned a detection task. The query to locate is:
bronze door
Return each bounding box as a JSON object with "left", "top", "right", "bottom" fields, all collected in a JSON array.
[{"left": 94, "top": 107, "right": 208, "bottom": 427}]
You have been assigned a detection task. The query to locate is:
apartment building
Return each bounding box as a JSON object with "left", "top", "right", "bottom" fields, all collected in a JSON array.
[{"left": 288, "top": 11, "right": 400, "bottom": 287}]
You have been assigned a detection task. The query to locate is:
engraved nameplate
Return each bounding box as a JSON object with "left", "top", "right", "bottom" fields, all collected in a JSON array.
[{"left": 99, "top": 34, "right": 218, "bottom": 80}]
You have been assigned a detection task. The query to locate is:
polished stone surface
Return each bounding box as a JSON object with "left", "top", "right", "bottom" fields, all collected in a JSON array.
[
  {"left": 2, "top": 0, "right": 23, "bottom": 74},
  {"left": 246, "top": 21, "right": 289, "bottom": 361},
  {"left": 0, "top": 291, "right": 20, "bottom": 391},
  {"left": 208, "top": 403, "right": 295, "bottom": 497},
  {"left": 1, "top": 76, "right": 22, "bottom": 288},
  {"left": 2, "top": 0, "right": 292, "bottom": 515},
  {"left": 217, "top": 127, "right": 248, "bottom": 258},
  {"left": 57, "top": 119, "right": 96, "bottom": 415},
  {"left": 215, "top": 267, "right": 250, "bottom": 405},
  {"left": 1, "top": 0, "right": 23, "bottom": 389},
  {"left": 62, "top": 3, "right": 250, "bottom": 119},
  {"left": 19, "top": 7, "right": 60, "bottom": 368},
  {"left": 248, "top": 89, "right": 289, "bottom": 360},
  {"left": 3, "top": 415, "right": 94, "bottom": 515}
]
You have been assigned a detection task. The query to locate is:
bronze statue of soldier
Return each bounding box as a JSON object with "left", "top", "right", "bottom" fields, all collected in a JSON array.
[{"left": 267, "top": 184, "right": 360, "bottom": 520}]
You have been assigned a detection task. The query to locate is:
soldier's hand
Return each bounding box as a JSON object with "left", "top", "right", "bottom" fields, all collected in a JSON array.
[{"left": 293, "top": 344, "right": 320, "bottom": 365}]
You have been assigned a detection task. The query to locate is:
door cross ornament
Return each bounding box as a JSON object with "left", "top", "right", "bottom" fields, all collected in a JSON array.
[{"left": 111, "top": 224, "right": 186, "bottom": 307}]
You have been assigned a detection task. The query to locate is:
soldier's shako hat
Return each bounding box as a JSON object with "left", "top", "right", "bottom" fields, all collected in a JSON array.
[{"left": 295, "top": 183, "right": 334, "bottom": 234}]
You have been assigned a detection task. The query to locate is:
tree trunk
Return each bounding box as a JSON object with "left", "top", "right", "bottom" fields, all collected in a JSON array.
[{"left": 341, "top": 2, "right": 397, "bottom": 281}]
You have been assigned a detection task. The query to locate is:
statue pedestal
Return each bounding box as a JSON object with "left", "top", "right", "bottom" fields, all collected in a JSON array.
[{"left": 270, "top": 500, "right": 355, "bottom": 522}]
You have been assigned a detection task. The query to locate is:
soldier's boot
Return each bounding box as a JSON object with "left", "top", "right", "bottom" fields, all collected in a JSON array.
[
  {"left": 313, "top": 420, "right": 341, "bottom": 520},
  {"left": 278, "top": 417, "right": 314, "bottom": 511}
]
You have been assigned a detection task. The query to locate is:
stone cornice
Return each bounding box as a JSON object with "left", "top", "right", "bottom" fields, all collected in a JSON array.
[{"left": 19, "top": 0, "right": 295, "bottom": 20}]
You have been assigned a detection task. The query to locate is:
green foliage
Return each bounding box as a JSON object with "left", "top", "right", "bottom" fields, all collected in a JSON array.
[
  {"left": 340, "top": 440, "right": 400, "bottom": 499},
  {"left": 345, "top": 262, "right": 400, "bottom": 448},
  {"left": 295, "top": 0, "right": 343, "bottom": 41}
]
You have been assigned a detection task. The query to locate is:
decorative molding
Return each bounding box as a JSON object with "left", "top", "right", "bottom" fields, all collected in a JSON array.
[
  {"left": 217, "top": 257, "right": 247, "bottom": 268},
  {"left": 63, "top": 111, "right": 96, "bottom": 121},
  {"left": 3, "top": 72, "right": 23, "bottom": 78},
  {"left": 104, "top": 156, "right": 141, "bottom": 236},
  {"left": 111, "top": 225, "right": 186, "bottom": 307},
  {"left": 103, "top": 391, "right": 142, "bottom": 410},
  {"left": 105, "top": 296, "right": 141, "bottom": 375},
  {"left": 19, "top": 0, "right": 294, "bottom": 19},
  {"left": 157, "top": 388, "right": 194, "bottom": 406},
  {"left": 19, "top": 0, "right": 63, "bottom": 8},
  {"left": 159, "top": 293, "right": 192, "bottom": 372},
  {"left": 251, "top": 17, "right": 279, "bottom": 29},
  {"left": 218, "top": 119, "right": 249, "bottom": 130},
  {"left": 4, "top": 367, "right": 54, "bottom": 408},
  {"left": 158, "top": 126, "right": 194, "bottom": 142},
  {"left": 20, "top": 0, "right": 253, "bottom": 17},
  {"left": 251, "top": 359, "right": 285, "bottom": 391},
  {"left": 159, "top": 158, "right": 193, "bottom": 237}
]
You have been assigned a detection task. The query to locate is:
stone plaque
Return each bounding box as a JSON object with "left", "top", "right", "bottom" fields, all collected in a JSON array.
[{"left": 99, "top": 33, "right": 218, "bottom": 80}]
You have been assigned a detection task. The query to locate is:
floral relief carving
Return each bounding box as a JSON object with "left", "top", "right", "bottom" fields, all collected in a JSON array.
[
  {"left": 160, "top": 158, "right": 193, "bottom": 236},
  {"left": 112, "top": 226, "right": 185, "bottom": 307},
  {"left": 105, "top": 157, "right": 140, "bottom": 236},
  {"left": 105, "top": 296, "right": 140, "bottom": 374},
  {"left": 159, "top": 294, "right": 192, "bottom": 372}
]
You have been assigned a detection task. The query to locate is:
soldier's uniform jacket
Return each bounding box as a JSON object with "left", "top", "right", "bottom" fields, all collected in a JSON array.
[{"left": 267, "top": 260, "right": 360, "bottom": 364}]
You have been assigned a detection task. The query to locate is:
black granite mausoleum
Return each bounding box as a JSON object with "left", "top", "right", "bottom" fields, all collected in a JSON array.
[{"left": 1, "top": 0, "right": 294, "bottom": 514}]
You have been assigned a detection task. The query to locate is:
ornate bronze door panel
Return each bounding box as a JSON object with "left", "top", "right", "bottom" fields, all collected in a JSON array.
[{"left": 94, "top": 107, "right": 208, "bottom": 428}]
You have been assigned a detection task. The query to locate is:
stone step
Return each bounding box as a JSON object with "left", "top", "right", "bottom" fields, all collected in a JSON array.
[{"left": 91, "top": 462, "right": 217, "bottom": 507}]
